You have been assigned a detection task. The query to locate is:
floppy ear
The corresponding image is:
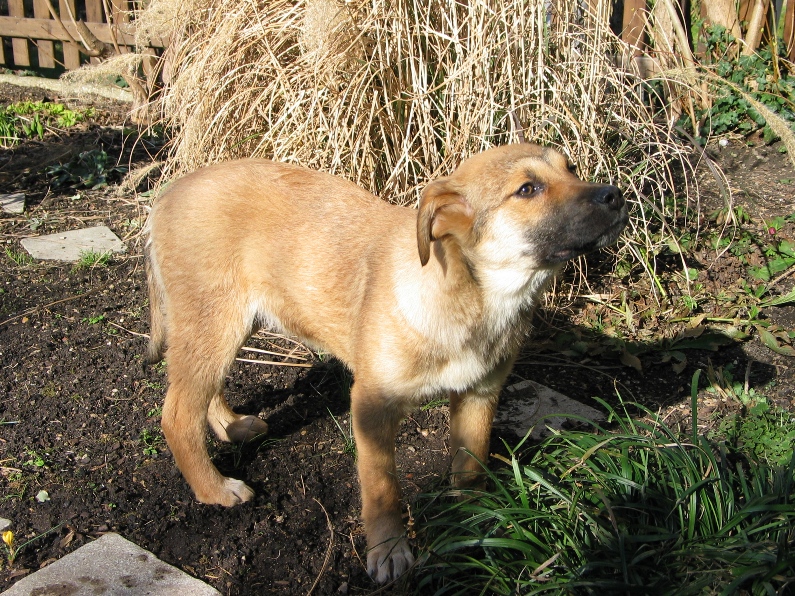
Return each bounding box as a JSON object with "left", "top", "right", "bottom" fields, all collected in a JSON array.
[{"left": 417, "top": 179, "right": 474, "bottom": 266}]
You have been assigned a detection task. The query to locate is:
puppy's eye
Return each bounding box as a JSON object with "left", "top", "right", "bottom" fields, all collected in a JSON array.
[
  {"left": 516, "top": 182, "right": 542, "bottom": 197},
  {"left": 567, "top": 163, "right": 577, "bottom": 174}
]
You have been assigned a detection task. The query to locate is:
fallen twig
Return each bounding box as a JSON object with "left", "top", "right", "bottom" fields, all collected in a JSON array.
[{"left": 306, "top": 498, "right": 334, "bottom": 596}]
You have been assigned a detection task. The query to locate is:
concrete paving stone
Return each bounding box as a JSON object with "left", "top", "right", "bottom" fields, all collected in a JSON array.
[
  {"left": 1, "top": 533, "right": 220, "bottom": 596},
  {"left": 20, "top": 226, "right": 126, "bottom": 262},
  {"left": 0, "top": 193, "right": 25, "bottom": 214},
  {"left": 494, "top": 380, "right": 605, "bottom": 441}
]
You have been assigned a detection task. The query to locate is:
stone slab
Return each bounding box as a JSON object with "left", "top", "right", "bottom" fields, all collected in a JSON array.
[
  {"left": 21, "top": 226, "right": 126, "bottom": 262},
  {"left": 1, "top": 533, "right": 220, "bottom": 596},
  {"left": 0, "top": 193, "right": 25, "bottom": 214},
  {"left": 494, "top": 380, "right": 605, "bottom": 440}
]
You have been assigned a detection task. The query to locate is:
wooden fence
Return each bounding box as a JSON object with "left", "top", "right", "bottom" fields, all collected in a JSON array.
[
  {"left": 0, "top": 0, "right": 162, "bottom": 72},
  {"left": 0, "top": 0, "right": 793, "bottom": 74}
]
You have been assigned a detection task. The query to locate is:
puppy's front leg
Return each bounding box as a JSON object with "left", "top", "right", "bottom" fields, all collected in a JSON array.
[
  {"left": 449, "top": 360, "right": 513, "bottom": 489},
  {"left": 351, "top": 383, "right": 414, "bottom": 583},
  {"left": 449, "top": 390, "right": 498, "bottom": 489}
]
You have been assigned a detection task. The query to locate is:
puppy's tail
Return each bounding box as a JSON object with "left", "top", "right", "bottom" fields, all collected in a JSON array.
[{"left": 145, "top": 240, "right": 166, "bottom": 364}]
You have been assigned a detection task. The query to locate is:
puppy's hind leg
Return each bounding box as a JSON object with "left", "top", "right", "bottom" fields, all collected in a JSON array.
[
  {"left": 161, "top": 309, "right": 256, "bottom": 507},
  {"left": 208, "top": 393, "right": 268, "bottom": 443}
]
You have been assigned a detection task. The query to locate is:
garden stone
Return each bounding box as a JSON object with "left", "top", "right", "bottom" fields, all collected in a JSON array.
[
  {"left": 20, "top": 226, "right": 126, "bottom": 262},
  {"left": 0, "top": 193, "right": 25, "bottom": 214},
  {"left": 0, "top": 518, "right": 10, "bottom": 532},
  {"left": 1, "top": 533, "right": 220, "bottom": 595},
  {"left": 494, "top": 380, "right": 604, "bottom": 440}
]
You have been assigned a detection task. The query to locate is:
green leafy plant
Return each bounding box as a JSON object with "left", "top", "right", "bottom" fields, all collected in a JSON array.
[
  {"left": 4, "top": 247, "right": 33, "bottom": 267},
  {"left": 81, "top": 313, "right": 106, "bottom": 325},
  {"left": 327, "top": 409, "right": 356, "bottom": 458},
  {"left": 22, "top": 449, "right": 46, "bottom": 468},
  {"left": 682, "top": 26, "right": 795, "bottom": 142},
  {"left": 146, "top": 405, "right": 163, "bottom": 417},
  {"left": 46, "top": 149, "right": 128, "bottom": 189},
  {"left": 73, "top": 249, "right": 112, "bottom": 271},
  {"left": 139, "top": 428, "right": 163, "bottom": 456},
  {"left": 412, "top": 398, "right": 795, "bottom": 595},
  {"left": 0, "top": 101, "right": 92, "bottom": 147},
  {"left": 705, "top": 364, "right": 795, "bottom": 467}
]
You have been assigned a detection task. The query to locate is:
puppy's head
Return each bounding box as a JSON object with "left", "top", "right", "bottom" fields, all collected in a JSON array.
[{"left": 417, "top": 144, "right": 628, "bottom": 276}]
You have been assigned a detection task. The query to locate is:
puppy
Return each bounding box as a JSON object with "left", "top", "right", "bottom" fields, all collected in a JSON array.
[{"left": 145, "top": 143, "right": 627, "bottom": 583}]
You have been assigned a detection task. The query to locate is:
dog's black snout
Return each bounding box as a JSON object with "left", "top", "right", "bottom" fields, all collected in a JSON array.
[{"left": 592, "top": 185, "right": 623, "bottom": 210}]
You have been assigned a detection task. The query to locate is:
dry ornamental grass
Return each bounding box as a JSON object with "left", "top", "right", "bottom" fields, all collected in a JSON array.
[{"left": 150, "top": 0, "right": 695, "bottom": 220}]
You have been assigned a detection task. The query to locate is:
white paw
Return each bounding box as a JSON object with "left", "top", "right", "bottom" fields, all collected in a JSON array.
[
  {"left": 367, "top": 537, "right": 414, "bottom": 584},
  {"left": 218, "top": 477, "right": 254, "bottom": 506}
]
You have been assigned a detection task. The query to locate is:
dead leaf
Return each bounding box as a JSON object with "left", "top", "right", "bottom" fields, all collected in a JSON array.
[
  {"left": 620, "top": 349, "right": 642, "bottom": 371},
  {"left": 672, "top": 358, "right": 688, "bottom": 374},
  {"left": 682, "top": 325, "right": 705, "bottom": 339},
  {"left": 59, "top": 528, "right": 75, "bottom": 549},
  {"left": 756, "top": 325, "right": 795, "bottom": 356}
]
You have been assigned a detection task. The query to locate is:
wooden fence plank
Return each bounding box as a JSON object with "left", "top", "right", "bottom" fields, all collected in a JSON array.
[
  {"left": 59, "top": 0, "right": 82, "bottom": 69},
  {"left": 622, "top": 0, "right": 647, "bottom": 52},
  {"left": 0, "top": 16, "right": 164, "bottom": 47},
  {"left": 85, "top": 0, "right": 104, "bottom": 23},
  {"left": 110, "top": 0, "right": 130, "bottom": 23},
  {"left": 787, "top": 0, "right": 795, "bottom": 61},
  {"left": 85, "top": 0, "right": 105, "bottom": 62},
  {"left": 8, "top": 0, "right": 31, "bottom": 67},
  {"left": 33, "top": 0, "right": 56, "bottom": 68}
]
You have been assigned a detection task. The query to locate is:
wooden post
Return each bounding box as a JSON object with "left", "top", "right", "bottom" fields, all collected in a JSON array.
[
  {"left": 59, "top": 0, "right": 82, "bottom": 69},
  {"left": 109, "top": 0, "right": 130, "bottom": 53},
  {"left": 33, "top": 0, "right": 56, "bottom": 68},
  {"left": 622, "top": 0, "right": 647, "bottom": 52},
  {"left": 8, "top": 0, "right": 31, "bottom": 67},
  {"left": 84, "top": 0, "right": 104, "bottom": 64},
  {"left": 704, "top": 0, "right": 744, "bottom": 40},
  {"left": 786, "top": 0, "right": 795, "bottom": 61}
]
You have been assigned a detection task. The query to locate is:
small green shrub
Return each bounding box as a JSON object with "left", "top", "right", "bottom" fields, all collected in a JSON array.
[
  {"left": 0, "top": 101, "right": 92, "bottom": 147},
  {"left": 682, "top": 27, "right": 795, "bottom": 142},
  {"left": 46, "top": 150, "right": 128, "bottom": 189},
  {"left": 413, "top": 399, "right": 795, "bottom": 594}
]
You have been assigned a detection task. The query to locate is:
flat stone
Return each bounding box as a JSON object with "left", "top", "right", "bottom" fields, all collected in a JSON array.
[
  {"left": 20, "top": 226, "right": 126, "bottom": 262},
  {"left": 1, "top": 533, "right": 220, "bottom": 596},
  {"left": 494, "top": 380, "right": 604, "bottom": 440},
  {"left": 0, "top": 518, "right": 10, "bottom": 532},
  {"left": 0, "top": 193, "right": 25, "bottom": 214}
]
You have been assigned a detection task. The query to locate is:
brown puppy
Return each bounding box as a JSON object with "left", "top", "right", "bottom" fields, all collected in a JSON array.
[{"left": 145, "top": 143, "right": 627, "bottom": 583}]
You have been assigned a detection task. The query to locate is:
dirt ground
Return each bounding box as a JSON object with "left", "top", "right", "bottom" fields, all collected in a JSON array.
[{"left": 1, "top": 81, "right": 794, "bottom": 595}]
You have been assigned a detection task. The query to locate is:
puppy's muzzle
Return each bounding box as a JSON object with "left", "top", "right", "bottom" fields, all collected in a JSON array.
[
  {"left": 591, "top": 184, "right": 624, "bottom": 212},
  {"left": 538, "top": 183, "right": 628, "bottom": 264}
]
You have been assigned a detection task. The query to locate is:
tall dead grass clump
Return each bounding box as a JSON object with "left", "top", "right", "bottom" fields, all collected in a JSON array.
[{"left": 153, "top": 0, "right": 698, "bottom": 276}]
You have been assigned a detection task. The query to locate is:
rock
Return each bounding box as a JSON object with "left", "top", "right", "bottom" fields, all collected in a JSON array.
[
  {"left": 0, "top": 193, "right": 25, "bottom": 214},
  {"left": 20, "top": 226, "right": 126, "bottom": 262},
  {"left": 1, "top": 533, "right": 220, "bottom": 595},
  {"left": 494, "top": 380, "right": 605, "bottom": 440}
]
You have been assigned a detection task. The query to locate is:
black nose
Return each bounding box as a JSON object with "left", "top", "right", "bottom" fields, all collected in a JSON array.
[{"left": 592, "top": 185, "right": 623, "bottom": 210}]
